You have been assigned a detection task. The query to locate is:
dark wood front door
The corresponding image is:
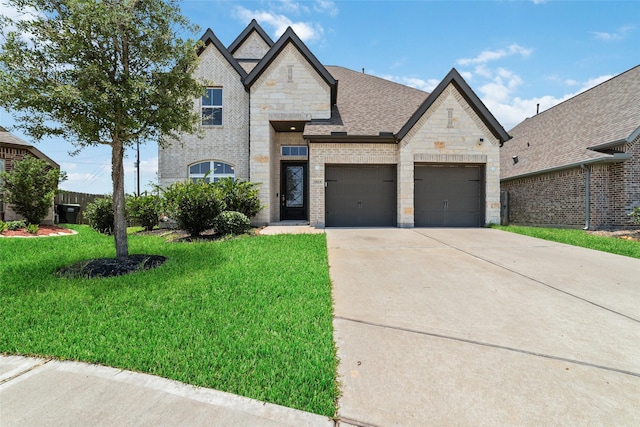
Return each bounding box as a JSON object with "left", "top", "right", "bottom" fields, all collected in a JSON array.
[{"left": 281, "top": 162, "right": 307, "bottom": 220}]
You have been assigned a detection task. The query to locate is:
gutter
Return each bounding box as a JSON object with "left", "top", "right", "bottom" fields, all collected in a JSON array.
[
  {"left": 500, "top": 153, "right": 632, "bottom": 182},
  {"left": 581, "top": 164, "right": 590, "bottom": 230}
]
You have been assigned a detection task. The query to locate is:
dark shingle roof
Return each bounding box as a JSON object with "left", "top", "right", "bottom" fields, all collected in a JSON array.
[
  {"left": 304, "top": 66, "right": 428, "bottom": 138},
  {"left": 501, "top": 65, "right": 640, "bottom": 180}
]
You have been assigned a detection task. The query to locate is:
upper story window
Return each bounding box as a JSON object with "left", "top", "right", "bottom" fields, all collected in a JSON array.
[
  {"left": 189, "top": 161, "right": 235, "bottom": 183},
  {"left": 202, "top": 88, "right": 222, "bottom": 126}
]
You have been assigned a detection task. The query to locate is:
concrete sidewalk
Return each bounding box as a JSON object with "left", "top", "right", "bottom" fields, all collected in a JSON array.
[
  {"left": 0, "top": 355, "right": 334, "bottom": 426},
  {"left": 328, "top": 228, "right": 640, "bottom": 426}
]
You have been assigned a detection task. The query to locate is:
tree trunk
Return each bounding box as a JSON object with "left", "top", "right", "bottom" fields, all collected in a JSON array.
[{"left": 112, "top": 140, "right": 129, "bottom": 259}]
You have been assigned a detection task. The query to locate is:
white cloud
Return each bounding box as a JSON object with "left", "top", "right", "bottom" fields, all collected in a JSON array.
[
  {"left": 480, "top": 72, "right": 615, "bottom": 130},
  {"left": 457, "top": 44, "right": 532, "bottom": 66},
  {"left": 374, "top": 73, "right": 439, "bottom": 92},
  {"left": 235, "top": 6, "right": 323, "bottom": 42},
  {"left": 592, "top": 25, "right": 635, "bottom": 41},
  {"left": 314, "top": 0, "right": 339, "bottom": 16}
]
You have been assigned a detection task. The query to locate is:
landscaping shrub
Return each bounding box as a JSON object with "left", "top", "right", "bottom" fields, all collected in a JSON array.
[
  {"left": 0, "top": 221, "right": 7, "bottom": 233},
  {"left": 162, "top": 180, "right": 226, "bottom": 237},
  {"left": 85, "top": 197, "right": 115, "bottom": 234},
  {"left": 127, "top": 193, "right": 161, "bottom": 231},
  {"left": 214, "top": 178, "right": 263, "bottom": 219},
  {"left": 214, "top": 211, "right": 251, "bottom": 236},
  {"left": 629, "top": 207, "right": 640, "bottom": 225},
  {"left": 0, "top": 155, "right": 65, "bottom": 225},
  {"left": 26, "top": 223, "right": 39, "bottom": 234},
  {"left": 6, "top": 220, "right": 26, "bottom": 231}
]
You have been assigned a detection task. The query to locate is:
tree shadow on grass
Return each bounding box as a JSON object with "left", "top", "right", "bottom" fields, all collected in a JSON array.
[{"left": 55, "top": 255, "right": 167, "bottom": 279}]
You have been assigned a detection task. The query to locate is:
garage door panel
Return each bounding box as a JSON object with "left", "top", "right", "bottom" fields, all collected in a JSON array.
[
  {"left": 415, "top": 165, "right": 484, "bottom": 227},
  {"left": 326, "top": 165, "right": 397, "bottom": 227}
]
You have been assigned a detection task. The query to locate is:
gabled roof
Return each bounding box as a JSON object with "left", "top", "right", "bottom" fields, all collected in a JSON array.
[
  {"left": 397, "top": 68, "right": 510, "bottom": 143},
  {"left": 244, "top": 27, "right": 337, "bottom": 104},
  {"left": 0, "top": 126, "right": 59, "bottom": 168},
  {"left": 227, "top": 19, "right": 274, "bottom": 55},
  {"left": 501, "top": 65, "right": 640, "bottom": 180},
  {"left": 199, "top": 28, "right": 247, "bottom": 78},
  {"left": 304, "top": 66, "right": 428, "bottom": 140}
]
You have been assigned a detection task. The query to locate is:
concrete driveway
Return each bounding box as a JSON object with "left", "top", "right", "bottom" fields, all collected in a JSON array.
[{"left": 327, "top": 228, "right": 640, "bottom": 426}]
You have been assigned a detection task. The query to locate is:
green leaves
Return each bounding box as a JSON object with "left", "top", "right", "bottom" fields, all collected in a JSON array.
[{"left": 0, "top": 155, "right": 64, "bottom": 224}]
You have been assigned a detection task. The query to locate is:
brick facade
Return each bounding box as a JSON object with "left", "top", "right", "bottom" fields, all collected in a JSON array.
[
  {"left": 502, "top": 136, "right": 639, "bottom": 229},
  {"left": 158, "top": 43, "right": 249, "bottom": 188}
]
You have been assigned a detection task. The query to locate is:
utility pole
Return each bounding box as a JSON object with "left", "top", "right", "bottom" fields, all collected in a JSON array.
[{"left": 136, "top": 141, "right": 140, "bottom": 196}]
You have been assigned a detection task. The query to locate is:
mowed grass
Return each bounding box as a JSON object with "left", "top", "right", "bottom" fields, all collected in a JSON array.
[
  {"left": 0, "top": 225, "right": 338, "bottom": 417},
  {"left": 492, "top": 225, "right": 640, "bottom": 259}
]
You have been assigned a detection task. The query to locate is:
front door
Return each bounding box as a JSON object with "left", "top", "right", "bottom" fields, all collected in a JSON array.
[{"left": 281, "top": 162, "right": 307, "bottom": 220}]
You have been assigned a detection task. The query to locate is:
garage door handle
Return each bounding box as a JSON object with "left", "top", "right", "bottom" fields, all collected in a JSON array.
[{"left": 444, "top": 200, "right": 448, "bottom": 208}]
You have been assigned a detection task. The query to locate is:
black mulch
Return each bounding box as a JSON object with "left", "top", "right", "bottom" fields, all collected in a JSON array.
[{"left": 56, "top": 255, "right": 167, "bottom": 279}]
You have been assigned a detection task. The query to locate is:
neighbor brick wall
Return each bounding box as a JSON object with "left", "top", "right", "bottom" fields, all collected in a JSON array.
[
  {"left": 158, "top": 43, "right": 249, "bottom": 189},
  {"left": 501, "top": 167, "right": 586, "bottom": 228},
  {"left": 502, "top": 136, "right": 639, "bottom": 230}
]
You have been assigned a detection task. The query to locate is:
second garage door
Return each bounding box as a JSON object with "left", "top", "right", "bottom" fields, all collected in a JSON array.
[
  {"left": 325, "top": 165, "right": 397, "bottom": 227},
  {"left": 414, "top": 164, "right": 484, "bottom": 227}
]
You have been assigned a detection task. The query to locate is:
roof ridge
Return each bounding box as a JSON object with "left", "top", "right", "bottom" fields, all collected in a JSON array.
[
  {"left": 525, "top": 63, "right": 640, "bottom": 122},
  {"left": 325, "top": 65, "right": 429, "bottom": 95}
]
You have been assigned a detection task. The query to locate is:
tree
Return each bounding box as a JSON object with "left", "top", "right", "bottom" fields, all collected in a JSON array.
[
  {"left": 0, "top": 0, "right": 203, "bottom": 259},
  {"left": 0, "top": 155, "right": 65, "bottom": 224}
]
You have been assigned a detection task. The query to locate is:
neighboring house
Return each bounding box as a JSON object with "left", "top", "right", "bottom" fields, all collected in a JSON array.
[
  {"left": 501, "top": 65, "right": 640, "bottom": 229},
  {"left": 159, "top": 20, "right": 510, "bottom": 227},
  {"left": 0, "top": 126, "right": 60, "bottom": 224}
]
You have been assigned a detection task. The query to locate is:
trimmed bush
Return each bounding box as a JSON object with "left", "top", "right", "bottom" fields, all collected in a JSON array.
[
  {"left": 214, "top": 211, "right": 251, "bottom": 236},
  {"left": 629, "top": 207, "right": 640, "bottom": 225},
  {"left": 0, "top": 155, "right": 65, "bottom": 225},
  {"left": 0, "top": 221, "right": 7, "bottom": 233},
  {"left": 127, "top": 193, "right": 161, "bottom": 231},
  {"left": 6, "top": 220, "right": 26, "bottom": 231},
  {"left": 26, "top": 223, "right": 39, "bottom": 234},
  {"left": 85, "top": 197, "right": 114, "bottom": 234},
  {"left": 162, "top": 180, "right": 226, "bottom": 237},
  {"left": 214, "top": 178, "right": 263, "bottom": 219}
]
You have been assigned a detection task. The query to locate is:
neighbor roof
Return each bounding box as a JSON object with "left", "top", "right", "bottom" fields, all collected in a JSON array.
[
  {"left": 501, "top": 65, "right": 640, "bottom": 180},
  {"left": 0, "top": 126, "right": 59, "bottom": 168}
]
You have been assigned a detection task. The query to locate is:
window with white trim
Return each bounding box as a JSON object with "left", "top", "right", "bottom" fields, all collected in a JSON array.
[
  {"left": 202, "top": 88, "right": 222, "bottom": 126},
  {"left": 189, "top": 161, "right": 235, "bottom": 183}
]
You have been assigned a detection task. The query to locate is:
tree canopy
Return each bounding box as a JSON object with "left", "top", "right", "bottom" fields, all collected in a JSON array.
[{"left": 0, "top": 0, "right": 203, "bottom": 258}]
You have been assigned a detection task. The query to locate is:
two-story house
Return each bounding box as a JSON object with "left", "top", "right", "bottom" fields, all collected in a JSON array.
[{"left": 158, "top": 20, "right": 510, "bottom": 227}]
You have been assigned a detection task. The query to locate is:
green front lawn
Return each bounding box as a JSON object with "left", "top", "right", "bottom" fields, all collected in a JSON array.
[
  {"left": 0, "top": 225, "right": 338, "bottom": 417},
  {"left": 492, "top": 225, "right": 640, "bottom": 259}
]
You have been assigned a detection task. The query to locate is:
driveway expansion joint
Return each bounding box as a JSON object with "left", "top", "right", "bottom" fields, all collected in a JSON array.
[
  {"left": 0, "top": 357, "right": 51, "bottom": 385},
  {"left": 335, "top": 315, "right": 640, "bottom": 378}
]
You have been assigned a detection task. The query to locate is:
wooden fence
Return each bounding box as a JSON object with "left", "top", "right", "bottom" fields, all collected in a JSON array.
[{"left": 55, "top": 191, "right": 107, "bottom": 224}]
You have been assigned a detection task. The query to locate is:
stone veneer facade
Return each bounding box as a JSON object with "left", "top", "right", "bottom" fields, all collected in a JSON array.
[{"left": 158, "top": 23, "right": 507, "bottom": 228}]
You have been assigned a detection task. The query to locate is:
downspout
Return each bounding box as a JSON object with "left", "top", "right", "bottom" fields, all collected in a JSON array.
[{"left": 581, "top": 164, "right": 590, "bottom": 230}]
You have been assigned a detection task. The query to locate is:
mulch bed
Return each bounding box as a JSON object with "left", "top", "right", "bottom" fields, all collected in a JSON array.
[
  {"left": 0, "top": 225, "right": 76, "bottom": 238},
  {"left": 56, "top": 255, "right": 167, "bottom": 279}
]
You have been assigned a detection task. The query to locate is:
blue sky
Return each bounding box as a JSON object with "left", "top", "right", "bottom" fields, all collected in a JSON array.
[{"left": 1, "top": 0, "right": 639, "bottom": 195}]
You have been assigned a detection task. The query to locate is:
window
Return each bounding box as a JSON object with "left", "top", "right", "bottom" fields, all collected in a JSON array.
[
  {"left": 202, "top": 88, "right": 222, "bottom": 126},
  {"left": 189, "top": 161, "right": 235, "bottom": 183},
  {"left": 281, "top": 146, "right": 308, "bottom": 157}
]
